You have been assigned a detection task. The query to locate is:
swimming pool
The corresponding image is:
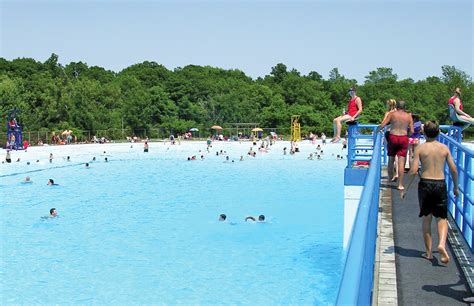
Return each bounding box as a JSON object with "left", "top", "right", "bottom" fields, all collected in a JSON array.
[{"left": 1, "top": 141, "right": 347, "bottom": 304}]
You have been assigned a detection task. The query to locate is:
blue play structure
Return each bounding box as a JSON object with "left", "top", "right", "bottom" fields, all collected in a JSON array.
[{"left": 6, "top": 109, "right": 24, "bottom": 150}]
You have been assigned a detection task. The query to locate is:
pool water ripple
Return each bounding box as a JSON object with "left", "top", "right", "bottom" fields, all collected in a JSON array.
[{"left": 1, "top": 142, "right": 347, "bottom": 304}]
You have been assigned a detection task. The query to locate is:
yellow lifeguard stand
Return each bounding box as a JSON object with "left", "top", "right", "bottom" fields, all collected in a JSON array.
[{"left": 290, "top": 115, "right": 301, "bottom": 142}]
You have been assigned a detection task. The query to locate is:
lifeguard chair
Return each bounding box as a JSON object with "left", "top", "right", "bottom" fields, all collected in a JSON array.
[{"left": 290, "top": 115, "right": 301, "bottom": 142}]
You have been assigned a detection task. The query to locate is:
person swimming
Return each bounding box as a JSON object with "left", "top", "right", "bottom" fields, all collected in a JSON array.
[
  {"left": 47, "top": 179, "right": 58, "bottom": 186},
  {"left": 49, "top": 208, "right": 58, "bottom": 217},
  {"left": 23, "top": 176, "right": 32, "bottom": 183},
  {"left": 219, "top": 214, "right": 227, "bottom": 221},
  {"left": 42, "top": 208, "right": 58, "bottom": 219},
  {"left": 245, "top": 215, "right": 265, "bottom": 222},
  {"left": 105, "top": 157, "right": 108, "bottom": 162},
  {"left": 85, "top": 163, "right": 90, "bottom": 168}
]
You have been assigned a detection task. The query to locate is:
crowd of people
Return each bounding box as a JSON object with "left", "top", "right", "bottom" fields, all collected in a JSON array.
[{"left": 3, "top": 86, "right": 472, "bottom": 269}]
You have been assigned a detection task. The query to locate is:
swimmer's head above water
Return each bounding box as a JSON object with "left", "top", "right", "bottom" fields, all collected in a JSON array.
[
  {"left": 50, "top": 208, "right": 57, "bottom": 217},
  {"left": 219, "top": 214, "right": 227, "bottom": 221}
]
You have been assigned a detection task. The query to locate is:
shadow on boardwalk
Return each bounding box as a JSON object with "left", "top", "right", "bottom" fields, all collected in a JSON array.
[{"left": 388, "top": 175, "right": 472, "bottom": 305}]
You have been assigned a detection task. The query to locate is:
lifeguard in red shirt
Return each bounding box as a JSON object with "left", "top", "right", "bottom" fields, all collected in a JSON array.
[
  {"left": 331, "top": 87, "right": 362, "bottom": 143},
  {"left": 448, "top": 87, "right": 473, "bottom": 129}
]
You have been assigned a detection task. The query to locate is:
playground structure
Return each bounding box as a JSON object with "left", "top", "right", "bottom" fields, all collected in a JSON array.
[
  {"left": 290, "top": 115, "right": 301, "bottom": 142},
  {"left": 6, "top": 109, "right": 24, "bottom": 150}
]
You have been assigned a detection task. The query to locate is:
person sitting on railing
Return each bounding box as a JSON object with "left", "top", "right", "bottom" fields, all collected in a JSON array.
[
  {"left": 403, "top": 121, "right": 458, "bottom": 264},
  {"left": 331, "top": 87, "right": 363, "bottom": 143},
  {"left": 448, "top": 87, "right": 473, "bottom": 130},
  {"left": 376, "top": 100, "right": 413, "bottom": 191}
]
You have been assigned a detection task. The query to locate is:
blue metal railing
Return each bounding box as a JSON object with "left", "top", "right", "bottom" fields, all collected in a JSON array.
[
  {"left": 438, "top": 130, "right": 473, "bottom": 252},
  {"left": 440, "top": 124, "right": 462, "bottom": 143},
  {"left": 337, "top": 132, "right": 382, "bottom": 306},
  {"left": 347, "top": 124, "right": 387, "bottom": 168}
]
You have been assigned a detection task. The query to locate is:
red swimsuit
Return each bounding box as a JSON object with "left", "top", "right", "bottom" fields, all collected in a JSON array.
[
  {"left": 347, "top": 97, "right": 359, "bottom": 117},
  {"left": 448, "top": 96, "right": 463, "bottom": 111}
]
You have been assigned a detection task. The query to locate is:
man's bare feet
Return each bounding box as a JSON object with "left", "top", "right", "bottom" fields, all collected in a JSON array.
[
  {"left": 438, "top": 245, "right": 450, "bottom": 264},
  {"left": 391, "top": 176, "right": 398, "bottom": 182},
  {"left": 421, "top": 252, "right": 433, "bottom": 261},
  {"left": 397, "top": 185, "right": 404, "bottom": 191}
]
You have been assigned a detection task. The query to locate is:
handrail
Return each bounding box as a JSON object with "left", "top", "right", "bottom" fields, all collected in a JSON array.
[
  {"left": 347, "top": 124, "right": 386, "bottom": 167},
  {"left": 337, "top": 132, "right": 382, "bottom": 306},
  {"left": 438, "top": 132, "right": 473, "bottom": 252}
]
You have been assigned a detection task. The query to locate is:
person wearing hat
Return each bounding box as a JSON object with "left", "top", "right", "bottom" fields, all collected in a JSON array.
[{"left": 331, "top": 87, "right": 363, "bottom": 143}]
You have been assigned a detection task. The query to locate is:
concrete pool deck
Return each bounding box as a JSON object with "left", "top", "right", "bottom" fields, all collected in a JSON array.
[{"left": 388, "top": 175, "right": 473, "bottom": 305}]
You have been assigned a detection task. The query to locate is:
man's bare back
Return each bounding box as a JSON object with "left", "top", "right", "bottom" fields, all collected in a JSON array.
[
  {"left": 387, "top": 110, "right": 413, "bottom": 136},
  {"left": 416, "top": 141, "right": 451, "bottom": 180}
]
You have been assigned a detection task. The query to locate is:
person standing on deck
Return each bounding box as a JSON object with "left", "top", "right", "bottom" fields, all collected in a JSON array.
[
  {"left": 403, "top": 121, "right": 458, "bottom": 264},
  {"left": 331, "top": 87, "right": 362, "bottom": 143},
  {"left": 376, "top": 100, "right": 413, "bottom": 191}
]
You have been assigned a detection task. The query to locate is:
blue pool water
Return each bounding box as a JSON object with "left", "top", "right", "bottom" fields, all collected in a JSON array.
[{"left": 0, "top": 142, "right": 347, "bottom": 304}]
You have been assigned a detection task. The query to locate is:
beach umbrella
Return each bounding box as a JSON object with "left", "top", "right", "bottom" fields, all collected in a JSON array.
[
  {"left": 189, "top": 128, "right": 199, "bottom": 132},
  {"left": 211, "top": 125, "right": 223, "bottom": 130},
  {"left": 252, "top": 128, "right": 263, "bottom": 132}
]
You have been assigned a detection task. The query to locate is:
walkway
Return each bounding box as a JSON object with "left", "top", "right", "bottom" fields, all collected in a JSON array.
[{"left": 390, "top": 175, "right": 472, "bottom": 305}]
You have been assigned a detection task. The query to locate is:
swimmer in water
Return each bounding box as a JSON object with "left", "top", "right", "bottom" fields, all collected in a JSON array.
[
  {"left": 240, "top": 156, "right": 244, "bottom": 161},
  {"left": 219, "top": 214, "right": 227, "bottom": 221},
  {"left": 85, "top": 163, "right": 90, "bottom": 168},
  {"left": 42, "top": 208, "right": 58, "bottom": 219},
  {"left": 245, "top": 215, "right": 265, "bottom": 222},
  {"left": 105, "top": 157, "right": 108, "bottom": 162},
  {"left": 67, "top": 156, "right": 70, "bottom": 161},
  {"left": 23, "top": 176, "right": 32, "bottom": 183},
  {"left": 47, "top": 179, "right": 58, "bottom": 186},
  {"left": 49, "top": 208, "right": 58, "bottom": 217}
]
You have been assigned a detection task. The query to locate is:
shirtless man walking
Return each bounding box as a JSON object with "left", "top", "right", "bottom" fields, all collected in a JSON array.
[
  {"left": 377, "top": 100, "right": 413, "bottom": 190},
  {"left": 403, "top": 121, "right": 458, "bottom": 264}
]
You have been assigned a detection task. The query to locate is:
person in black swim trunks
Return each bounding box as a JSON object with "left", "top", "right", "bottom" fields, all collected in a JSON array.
[{"left": 403, "top": 121, "right": 458, "bottom": 264}]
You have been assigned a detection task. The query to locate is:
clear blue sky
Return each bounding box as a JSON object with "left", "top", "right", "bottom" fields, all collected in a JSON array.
[{"left": 1, "top": 0, "right": 472, "bottom": 82}]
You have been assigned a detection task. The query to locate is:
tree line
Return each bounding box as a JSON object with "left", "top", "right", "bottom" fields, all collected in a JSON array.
[{"left": 0, "top": 53, "right": 472, "bottom": 138}]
